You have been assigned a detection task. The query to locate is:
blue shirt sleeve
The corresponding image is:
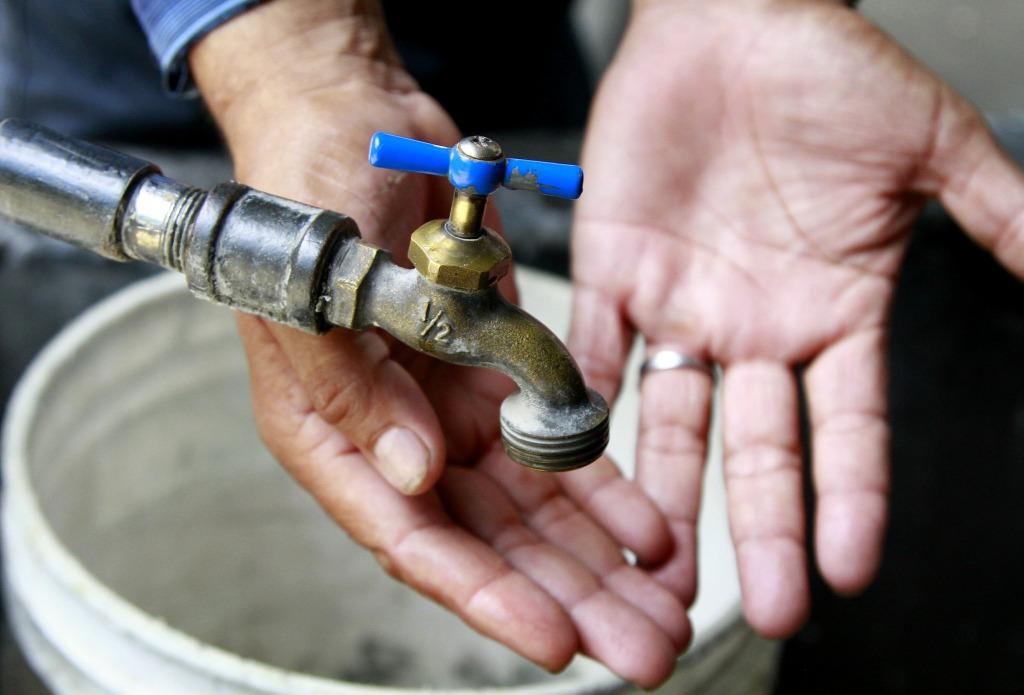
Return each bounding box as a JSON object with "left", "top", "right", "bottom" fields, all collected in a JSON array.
[{"left": 131, "top": 0, "right": 261, "bottom": 96}]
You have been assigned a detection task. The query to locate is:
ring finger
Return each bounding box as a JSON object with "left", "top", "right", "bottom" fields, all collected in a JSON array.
[{"left": 635, "top": 345, "right": 716, "bottom": 605}]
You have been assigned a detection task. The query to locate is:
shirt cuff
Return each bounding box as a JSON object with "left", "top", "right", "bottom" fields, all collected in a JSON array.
[{"left": 131, "top": 0, "right": 261, "bottom": 96}]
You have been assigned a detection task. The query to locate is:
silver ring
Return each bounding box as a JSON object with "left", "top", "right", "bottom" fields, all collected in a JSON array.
[{"left": 639, "top": 350, "right": 716, "bottom": 380}]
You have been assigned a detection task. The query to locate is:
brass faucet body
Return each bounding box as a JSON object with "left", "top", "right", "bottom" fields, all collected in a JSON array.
[{"left": 326, "top": 230, "right": 608, "bottom": 470}]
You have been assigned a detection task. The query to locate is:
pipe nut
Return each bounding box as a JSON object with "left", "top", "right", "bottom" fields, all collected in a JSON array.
[{"left": 408, "top": 219, "right": 511, "bottom": 290}]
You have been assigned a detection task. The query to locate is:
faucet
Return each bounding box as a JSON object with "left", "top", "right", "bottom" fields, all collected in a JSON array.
[{"left": 0, "top": 120, "right": 609, "bottom": 471}]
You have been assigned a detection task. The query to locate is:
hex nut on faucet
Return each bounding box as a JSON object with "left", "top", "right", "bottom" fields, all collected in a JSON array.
[{"left": 407, "top": 219, "right": 511, "bottom": 290}]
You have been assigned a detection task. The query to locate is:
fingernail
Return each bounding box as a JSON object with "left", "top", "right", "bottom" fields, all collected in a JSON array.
[{"left": 373, "top": 427, "right": 430, "bottom": 494}]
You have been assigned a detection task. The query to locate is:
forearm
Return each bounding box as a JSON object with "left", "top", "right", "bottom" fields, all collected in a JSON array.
[{"left": 189, "top": 0, "right": 411, "bottom": 139}]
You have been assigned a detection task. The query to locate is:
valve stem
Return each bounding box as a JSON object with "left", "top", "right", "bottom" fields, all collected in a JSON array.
[
  {"left": 446, "top": 190, "right": 487, "bottom": 239},
  {"left": 445, "top": 136, "right": 503, "bottom": 239}
]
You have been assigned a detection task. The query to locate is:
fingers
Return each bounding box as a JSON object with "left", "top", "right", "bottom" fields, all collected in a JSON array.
[
  {"left": 634, "top": 349, "right": 715, "bottom": 605},
  {"left": 920, "top": 90, "right": 1024, "bottom": 277},
  {"left": 441, "top": 466, "right": 683, "bottom": 688},
  {"left": 565, "top": 285, "right": 677, "bottom": 563},
  {"left": 804, "top": 328, "right": 889, "bottom": 595},
  {"left": 236, "top": 315, "right": 579, "bottom": 671},
  {"left": 258, "top": 319, "right": 445, "bottom": 495},
  {"left": 722, "top": 360, "right": 809, "bottom": 638},
  {"left": 567, "top": 284, "right": 634, "bottom": 404},
  {"left": 478, "top": 453, "right": 690, "bottom": 651},
  {"left": 557, "top": 457, "right": 673, "bottom": 566}
]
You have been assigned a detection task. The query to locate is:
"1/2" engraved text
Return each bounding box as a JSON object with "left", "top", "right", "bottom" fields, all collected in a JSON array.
[{"left": 419, "top": 298, "right": 452, "bottom": 342}]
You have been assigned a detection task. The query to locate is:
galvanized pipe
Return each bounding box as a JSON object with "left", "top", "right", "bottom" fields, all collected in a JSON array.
[
  {"left": 0, "top": 119, "right": 359, "bottom": 333},
  {"left": 0, "top": 118, "right": 157, "bottom": 260}
]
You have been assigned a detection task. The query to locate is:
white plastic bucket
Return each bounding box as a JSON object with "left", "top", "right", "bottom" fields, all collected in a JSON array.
[{"left": 2, "top": 268, "right": 774, "bottom": 694}]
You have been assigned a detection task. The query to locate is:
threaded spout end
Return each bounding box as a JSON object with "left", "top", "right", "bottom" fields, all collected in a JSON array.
[
  {"left": 501, "top": 417, "right": 609, "bottom": 471},
  {"left": 499, "top": 388, "right": 609, "bottom": 472}
]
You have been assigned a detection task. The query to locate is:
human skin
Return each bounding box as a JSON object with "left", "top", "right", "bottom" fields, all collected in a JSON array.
[
  {"left": 569, "top": 0, "right": 1024, "bottom": 639},
  {"left": 190, "top": 0, "right": 689, "bottom": 687}
]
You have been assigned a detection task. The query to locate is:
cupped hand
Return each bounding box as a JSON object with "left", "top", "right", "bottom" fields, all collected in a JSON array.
[
  {"left": 190, "top": 1, "right": 689, "bottom": 684},
  {"left": 570, "top": 0, "right": 1024, "bottom": 637}
]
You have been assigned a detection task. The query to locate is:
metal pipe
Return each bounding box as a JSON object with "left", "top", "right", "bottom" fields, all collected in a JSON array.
[
  {"left": 0, "top": 118, "right": 157, "bottom": 260},
  {"left": 0, "top": 119, "right": 608, "bottom": 471},
  {"left": 0, "top": 119, "right": 359, "bottom": 332}
]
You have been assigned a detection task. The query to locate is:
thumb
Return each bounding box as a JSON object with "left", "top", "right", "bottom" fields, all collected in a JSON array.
[
  {"left": 919, "top": 89, "right": 1024, "bottom": 277},
  {"left": 238, "top": 315, "right": 445, "bottom": 495}
]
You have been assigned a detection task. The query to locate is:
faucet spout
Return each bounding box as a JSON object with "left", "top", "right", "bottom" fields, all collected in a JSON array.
[{"left": 324, "top": 246, "right": 609, "bottom": 471}]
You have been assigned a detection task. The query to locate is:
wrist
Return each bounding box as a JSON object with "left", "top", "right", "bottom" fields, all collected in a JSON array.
[{"left": 190, "top": 0, "right": 414, "bottom": 134}]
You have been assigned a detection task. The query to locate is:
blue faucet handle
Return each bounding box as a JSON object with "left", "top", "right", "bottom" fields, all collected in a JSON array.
[
  {"left": 368, "top": 132, "right": 450, "bottom": 178},
  {"left": 368, "top": 132, "right": 583, "bottom": 200},
  {"left": 502, "top": 158, "right": 583, "bottom": 199}
]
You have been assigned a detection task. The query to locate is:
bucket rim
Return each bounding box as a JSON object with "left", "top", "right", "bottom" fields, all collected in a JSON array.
[{"left": 1, "top": 271, "right": 627, "bottom": 695}]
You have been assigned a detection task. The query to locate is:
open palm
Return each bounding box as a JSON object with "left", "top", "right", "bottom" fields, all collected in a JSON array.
[{"left": 570, "top": 0, "right": 1024, "bottom": 637}]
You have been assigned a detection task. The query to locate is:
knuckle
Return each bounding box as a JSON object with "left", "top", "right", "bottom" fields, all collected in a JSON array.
[
  {"left": 530, "top": 494, "right": 580, "bottom": 532},
  {"left": 816, "top": 410, "right": 888, "bottom": 439},
  {"left": 373, "top": 549, "right": 402, "bottom": 581},
  {"left": 639, "top": 423, "right": 706, "bottom": 460},
  {"left": 993, "top": 206, "right": 1024, "bottom": 261},
  {"left": 308, "top": 370, "right": 383, "bottom": 438},
  {"left": 305, "top": 339, "right": 393, "bottom": 437},
  {"left": 725, "top": 444, "right": 801, "bottom": 480},
  {"left": 309, "top": 376, "right": 362, "bottom": 428}
]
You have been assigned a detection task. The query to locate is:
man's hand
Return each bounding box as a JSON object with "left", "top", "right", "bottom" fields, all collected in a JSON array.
[
  {"left": 570, "top": 0, "right": 1024, "bottom": 637},
  {"left": 190, "top": 0, "right": 689, "bottom": 685}
]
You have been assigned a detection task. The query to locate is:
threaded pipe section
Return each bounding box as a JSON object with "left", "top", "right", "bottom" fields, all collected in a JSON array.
[
  {"left": 163, "top": 187, "right": 205, "bottom": 272},
  {"left": 500, "top": 413, "right": 609, "bottom": 472}
]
